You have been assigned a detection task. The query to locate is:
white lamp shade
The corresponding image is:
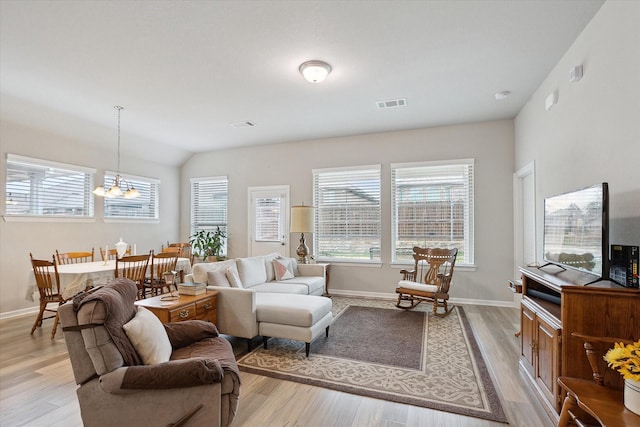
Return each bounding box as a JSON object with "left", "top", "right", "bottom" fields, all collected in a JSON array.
[{"left": 290, "top": 205, "right": 315, "bottom": 233}]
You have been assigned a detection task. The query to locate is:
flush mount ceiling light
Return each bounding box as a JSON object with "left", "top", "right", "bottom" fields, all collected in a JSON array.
[
  {"left": 93, "top": 106, "right": 140, "bottom": 199},
  {"left": 299, "top": 60, "right": 332, "bottom": 83}
]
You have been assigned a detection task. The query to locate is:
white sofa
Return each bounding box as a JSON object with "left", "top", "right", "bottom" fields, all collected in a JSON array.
[{"left": 184, "top": 253, "right": 328, "bottom": 350}]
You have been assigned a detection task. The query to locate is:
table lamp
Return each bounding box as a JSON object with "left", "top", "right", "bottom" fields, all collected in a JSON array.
[{"left": 291, "top": 205, "right": 315, "bottom": 264}]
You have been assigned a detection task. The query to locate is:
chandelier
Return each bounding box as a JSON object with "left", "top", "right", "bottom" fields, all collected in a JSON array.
[{"left": 93, "top": 106, "right": 140, "bottom": 199}]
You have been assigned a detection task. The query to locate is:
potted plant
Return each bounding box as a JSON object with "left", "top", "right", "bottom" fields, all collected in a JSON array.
[{"left": 189, "top": 227, "right": 227, "bottom": 262}]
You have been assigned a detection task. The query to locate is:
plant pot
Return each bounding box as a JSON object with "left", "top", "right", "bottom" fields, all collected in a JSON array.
[{"left": 625, "top": 379, "right": 640, "bottom": 416}]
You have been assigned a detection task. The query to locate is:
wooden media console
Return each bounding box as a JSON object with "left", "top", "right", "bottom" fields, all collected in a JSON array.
[{"left": 519, "top": 266, "right": 639, "bottom": 422}]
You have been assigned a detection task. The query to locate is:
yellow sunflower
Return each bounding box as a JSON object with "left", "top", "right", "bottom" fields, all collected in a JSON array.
[{"left": 604, "top": 340, "right": 640, "bottom": 382}]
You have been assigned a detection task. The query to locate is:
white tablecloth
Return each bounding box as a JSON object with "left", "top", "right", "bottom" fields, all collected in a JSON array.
[{"left": 25, "top": 258, "right": 192, "bottom": 301}]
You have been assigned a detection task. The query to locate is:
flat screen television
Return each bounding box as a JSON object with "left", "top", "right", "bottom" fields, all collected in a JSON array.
[{"left": 542, "top": 182, "right": 609, "bottom": 279}]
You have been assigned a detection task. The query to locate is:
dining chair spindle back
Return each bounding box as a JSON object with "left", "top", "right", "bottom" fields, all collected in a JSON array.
[
  {"left": 100, "top": 246, "right": 131, "bottom": 261},
  {"left": 56, "top": 248, "right": 95, "bottom": 264},
  {"left": 30, "top": 253, "right": 66, "bottom": 339},
  {"left": 115, "top": 253, "right": 150, "bottom": 299},
  {"left": 145, "top": 251, "right": 180, "bottom": 296}
]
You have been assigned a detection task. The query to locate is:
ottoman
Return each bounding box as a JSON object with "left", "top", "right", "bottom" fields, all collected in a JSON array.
[{"left": 255, "top": 293, "right": 332, "bottom": 356}]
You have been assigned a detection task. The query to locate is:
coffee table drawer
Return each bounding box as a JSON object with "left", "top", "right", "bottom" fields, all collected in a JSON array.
[
  {"left": 195, "top": 297, "right": 216, "bottom": 323},
  {"left": 167, "top": 303, "right": 196, "bottom": 322}
]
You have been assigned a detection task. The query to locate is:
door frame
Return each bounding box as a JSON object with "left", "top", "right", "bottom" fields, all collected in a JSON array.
[
  {"left": 513, "top": 161, "right": 536, "bottom": 281},
  {"left": 247, "top": 185, "right": 290, "bottom": 257}
]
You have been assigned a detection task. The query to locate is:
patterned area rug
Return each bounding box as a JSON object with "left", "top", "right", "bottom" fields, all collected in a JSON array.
[{"left": 237, "top": 297, "right": 507, "bottom": 423}]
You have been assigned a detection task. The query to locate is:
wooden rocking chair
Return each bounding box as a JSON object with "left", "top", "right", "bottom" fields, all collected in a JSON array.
[{"left": 396, "top": 247, "right": 458, "bottom": 316}]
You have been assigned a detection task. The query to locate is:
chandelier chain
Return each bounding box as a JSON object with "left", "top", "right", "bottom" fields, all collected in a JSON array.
[{"left": 115, "top": 106, "right": 123, "bottom": 173}]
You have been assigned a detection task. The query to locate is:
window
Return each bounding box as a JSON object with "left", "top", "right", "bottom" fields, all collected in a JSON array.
[
  {"left": 254, "top": 197, "right": 282, "bottom": 242},
  {"left": 313, "top": 165, "right": 381, "bottom": 262},
  {"left": 103, "top": 172, "right": 159, "bottom": 220},
  {"left": 4, "top": 154, "right": 95, "bottom": 218},
  {"left": 391, "top": 159, "right": 474, "bottom": 265},
  {"left": 191, "top": 176, "right": 228, "bottom": 253}
]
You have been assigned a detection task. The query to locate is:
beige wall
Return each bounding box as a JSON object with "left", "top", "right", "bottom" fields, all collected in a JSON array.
[
  {"left": 181, "top": 120, "right": 516, "bottom": 304},
  {"left": 515, "top": 0, "right": 640, "bottom": 256},
  {"left": 0, "top": 121, "right": 182, "bottom": 316}
]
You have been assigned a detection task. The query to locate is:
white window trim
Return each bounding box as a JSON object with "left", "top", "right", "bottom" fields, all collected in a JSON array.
[
  {"left": 390, "top": 158, "right": 475, "bottom": 267},
  {"left": 313, "top": 164, "right": 382, "bottom": 264},
  {"left": 5, "top": 153, "right": 96, "bottom": 221},
  {"left": 101, "top": 171, "right": 160, "bottom": 221}
]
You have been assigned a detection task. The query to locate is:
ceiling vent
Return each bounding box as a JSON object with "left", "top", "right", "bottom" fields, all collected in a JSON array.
[
  {"left": 376, "top": 98, "right": 407, "bottom": 109},
  {"left": 230, "top": 121, "right": 256, "bottom": 128}
]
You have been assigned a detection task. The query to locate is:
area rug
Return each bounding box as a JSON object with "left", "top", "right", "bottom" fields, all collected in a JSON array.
[{"left": 237, "top": 298, "right": 508, "bottom": 423}]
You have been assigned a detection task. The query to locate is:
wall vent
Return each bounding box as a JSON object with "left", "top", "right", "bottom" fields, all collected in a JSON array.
[
  {"left": 230, "top": 121, "right": 256, "bottom": 128},
  {"left": 376, "top": 98, "right": 407, "bottom": 109}
]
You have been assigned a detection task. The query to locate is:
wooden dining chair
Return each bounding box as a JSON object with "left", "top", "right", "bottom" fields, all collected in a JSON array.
[
  {"left": 99, "top": 246, "right": 131, "bottom": 261},
  {"left": 56, "top": 248, "right": 95, "bottom": 264},
  {"left": 115, "top": 253, "right": 150, "bottom": 299},
  {"left": 145, "top": 251, "right": 180, "bottom": 296},
  {"left": 30, "top": 253, "right": 66, "bottom": 339},
  {"left": 167, "top": 242, "right": 193, "bottom": 264}
]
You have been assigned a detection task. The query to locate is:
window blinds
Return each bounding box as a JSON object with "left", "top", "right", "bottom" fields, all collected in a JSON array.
[
  {"left": 5, "top": 154, "right": 95, "bottom": 217},
  {"left": 191, "top": 177, "right": 228, "bottom": 235},
  {"left": 313, "top": 165, "right": 381, "bottom": 261},
  {"left": 391, "top": 159, "right": 474, "bottom": 264}
]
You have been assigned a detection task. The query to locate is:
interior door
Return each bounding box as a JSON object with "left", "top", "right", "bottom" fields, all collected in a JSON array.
[{"left": 248, "top": 186, "right": 290, "bottom": 257}]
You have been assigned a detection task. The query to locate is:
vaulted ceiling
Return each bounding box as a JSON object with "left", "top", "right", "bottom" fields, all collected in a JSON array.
[{"left": 0, "top": 0, "right": 604, "bottom": 166}]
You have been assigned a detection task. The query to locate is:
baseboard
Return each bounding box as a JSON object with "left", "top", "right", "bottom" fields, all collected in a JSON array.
[
  {"left": 0, "top": 306, "right": 39, "bottom": 320},
  {"left": 328, "top": 289, "right": 518, "bottom": 308}
]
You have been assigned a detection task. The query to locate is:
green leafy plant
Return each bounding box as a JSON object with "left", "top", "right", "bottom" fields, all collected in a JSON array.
[{"left": 189, "top": 227, "right": 226, "bottom": 261}]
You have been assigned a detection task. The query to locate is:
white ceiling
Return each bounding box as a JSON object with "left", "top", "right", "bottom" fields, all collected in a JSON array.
[{"left": 0, "top": 0, "right": 604, "bottom": 166}]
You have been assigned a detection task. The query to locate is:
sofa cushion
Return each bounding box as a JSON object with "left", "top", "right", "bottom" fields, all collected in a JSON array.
[
  {"left": 207, "top": 270, "right": 230, "bottom": 287},
  {"left": 255, "top": 294, "right": 332, "bottom": 328},
  {"left": 123, "top": 307, "right": 172, "bottom": 365},
  {"left": 191, "top": 259, "right": 237, "bottom": 284},
  {"left": 237, "top": 256, "right": 267, "bottom": 287},
  {"left": 273, "top": 258, "right": 295, "bottom": 280},
  {"left": 250, "top": 282, "right": 310, "bottom": 294},
  {"left": 276, "top": 276, "right": 325, "bottom": 295},
  {"left": 225, "top": 267, "right": 243, "bottom": 288}
]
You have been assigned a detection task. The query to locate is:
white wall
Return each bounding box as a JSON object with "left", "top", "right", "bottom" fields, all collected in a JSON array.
[
  {"left": 515, "top": 0, "right": 640, "bottom": 257},
  {"left": 181, "top": 120, "right": 515, "bottom": 304},
  {"left": 0, "top": 121, "right": 182, "bottom": 316}
]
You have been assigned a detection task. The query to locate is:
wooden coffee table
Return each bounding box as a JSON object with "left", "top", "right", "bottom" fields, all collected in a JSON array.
[{"left": 135, "top": 290, "right": 217, "bottom": 324}]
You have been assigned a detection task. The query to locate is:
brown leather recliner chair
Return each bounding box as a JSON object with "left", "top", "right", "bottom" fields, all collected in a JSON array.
[{"left": 58, "top": 278, "right": 240, "bottom": 427}]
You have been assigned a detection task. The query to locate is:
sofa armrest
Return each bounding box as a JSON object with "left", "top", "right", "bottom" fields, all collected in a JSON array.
[
  {"left": 206, "top": 286, "right": 259, "bottom": 339},
  {"left": 297, "top": 264, "right": 325, "bottom": 278},
  {"left": 100, "top": 359, "right": 224, "bottom": 393}
]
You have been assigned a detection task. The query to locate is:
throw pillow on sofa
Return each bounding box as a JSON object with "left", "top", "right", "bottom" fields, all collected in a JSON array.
[
  {"left": 273, "top": 258, "right": 295, "bottom": 280},
  {"left": 207, "top": 270, "right": 231, "bottom": 287},
  {"left": 225, "top": 267, "right": 243, "bottom": 288}
]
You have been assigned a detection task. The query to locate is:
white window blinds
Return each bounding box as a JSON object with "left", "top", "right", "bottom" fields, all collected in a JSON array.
[
  {"left": 191, "top": 176, "right": 228, "bottom": 237},
  {"left": 5, "top": 154, "right": 95, "bottom": 218},
  {"left": 103, "top": 172, "right": 159, "bottom": 220},
  {"left": 313, "top": 165, "right": 381, "bottom": 262},
  {"left": 255, "top": 197, "right": 282, "bottom": 242},
  {"left": 391, "top": 159, "right": 474, "bottom": 264}
]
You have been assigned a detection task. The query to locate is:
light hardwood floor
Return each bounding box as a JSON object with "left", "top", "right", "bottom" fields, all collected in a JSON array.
[{"left": 0, "top": 302, "right": 554, "bottom": 427}]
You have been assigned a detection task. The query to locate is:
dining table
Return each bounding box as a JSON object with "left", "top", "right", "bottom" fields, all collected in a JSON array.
[{"left": 25, "top": 257, "right": 192, "bottom": 302}]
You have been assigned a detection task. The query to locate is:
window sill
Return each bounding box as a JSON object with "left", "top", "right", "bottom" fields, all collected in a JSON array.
[
  {"left": 390, "top": 262, "right": 477, "bottom": 272},
  {"left": 103, "top": 218, "right": 160, "bottom": 224},
  {"left": 3, "top": 215, "right": 96, "bottom": 223}
]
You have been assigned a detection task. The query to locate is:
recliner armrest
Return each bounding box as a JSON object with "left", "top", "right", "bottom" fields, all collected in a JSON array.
[
  {"left": 100, "top": 359, "right": 224, "bottom": 393},
  {"left": 164, "top": 320, "right": 219, "bottom": 349}
]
